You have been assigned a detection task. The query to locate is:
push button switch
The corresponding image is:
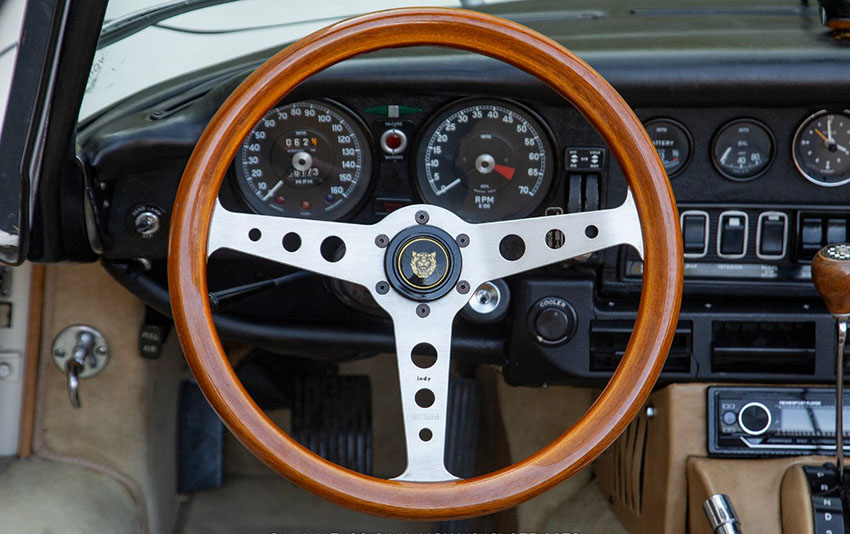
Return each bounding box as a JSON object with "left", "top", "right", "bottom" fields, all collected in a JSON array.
[
  {"left": 718, "top": 211, "right": 748, "bottom": 258},
  {"left": 681, "top": 211, "right": 708, "bottom": 257},
  {"left": 757, "top": 212, "right": 787, "bottom": 259}
]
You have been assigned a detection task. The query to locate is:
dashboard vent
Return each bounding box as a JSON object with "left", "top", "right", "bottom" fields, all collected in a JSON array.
[
  {"left": 590, "top": 320, "right": 692, "bottom": 374},
  {"left": 711, "top": 321, "right": 816, "bottom": 374}
]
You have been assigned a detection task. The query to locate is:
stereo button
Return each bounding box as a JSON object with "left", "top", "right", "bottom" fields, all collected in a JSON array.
[{"left": 738, "top": 402, "right": 771, "bottom": 436}]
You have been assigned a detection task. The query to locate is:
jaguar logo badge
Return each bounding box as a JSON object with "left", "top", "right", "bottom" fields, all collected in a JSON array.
[
  {"left": 386, "top": 230, "right": 461, "bottom": 300},
  {"left": 410, "top": 251, "right": 437, "bottom": 278}
]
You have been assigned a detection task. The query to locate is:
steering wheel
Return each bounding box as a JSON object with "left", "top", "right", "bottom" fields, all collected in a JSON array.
[{"left": 168, "top": 7, "right": 682, "bottom": 521}]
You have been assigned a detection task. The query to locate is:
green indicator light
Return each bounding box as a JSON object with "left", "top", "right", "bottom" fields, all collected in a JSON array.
[{"left": 363, "top": 105, "right": 423, "bottom": 117}]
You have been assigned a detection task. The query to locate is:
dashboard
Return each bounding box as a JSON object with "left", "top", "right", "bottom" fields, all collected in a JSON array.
[{"left": 73, "top": 6, "right": 850, "bottom": 388}]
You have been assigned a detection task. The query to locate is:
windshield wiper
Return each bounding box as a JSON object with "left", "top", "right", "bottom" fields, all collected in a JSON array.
[{"left": 98, "top": 0, "right": 241, "bottom": 49}]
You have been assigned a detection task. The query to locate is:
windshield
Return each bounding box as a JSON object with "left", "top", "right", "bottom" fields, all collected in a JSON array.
[{"left": 81, "top": 0, "right": 512, "bottom": 120}]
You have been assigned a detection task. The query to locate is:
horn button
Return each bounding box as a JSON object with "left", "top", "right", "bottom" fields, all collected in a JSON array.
[{"left": 385, "top": 226, "right": 462, "bottom": 301}]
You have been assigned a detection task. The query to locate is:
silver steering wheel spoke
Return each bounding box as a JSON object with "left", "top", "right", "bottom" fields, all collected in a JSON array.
[
  {"left": 208, "top": 200, "right": 384, "bottom": 288},
  {"left": 459, "top": 189, "right": 643, "bottom": 286},
  {"left": 386, "top": 299, "right": 464, "bottom": 482}
]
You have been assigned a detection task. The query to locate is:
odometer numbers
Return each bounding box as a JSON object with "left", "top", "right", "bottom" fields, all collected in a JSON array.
[
  {"left": 415, "top": 100, "right": 555, "bottom": 222},
  {"left": 235, "top": 100, "right": 372, "bottom": 220}
]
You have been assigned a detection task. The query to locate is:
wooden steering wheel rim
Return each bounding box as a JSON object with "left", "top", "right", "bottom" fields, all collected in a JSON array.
[{"left": 168, "top": 7, "right": 683, "bottom": 521}]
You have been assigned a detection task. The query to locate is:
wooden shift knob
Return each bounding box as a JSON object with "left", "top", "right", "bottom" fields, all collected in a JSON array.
[{"left": 812, "top": 243, "right": 850, "bottom": 317}]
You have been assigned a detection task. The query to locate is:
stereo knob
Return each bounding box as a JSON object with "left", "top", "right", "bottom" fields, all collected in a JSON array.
[{"left": 738, "top": 402, "right": 772, "bottom": 436}]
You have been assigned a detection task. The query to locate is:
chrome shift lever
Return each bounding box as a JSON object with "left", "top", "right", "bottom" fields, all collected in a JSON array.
[{"left": 812, "top": 243, "right": 850, "bottom": 483}]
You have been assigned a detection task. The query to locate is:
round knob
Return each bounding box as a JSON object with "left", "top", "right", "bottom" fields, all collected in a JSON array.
[
  {"left": 528, "top": 297, "right": 577, "bottom": 346},
  {"left": 0, "top": 362, "right": 12, "bottom": 379},
  {"left": 812, "top": 243, "right": 850, "bottom": 317},
  {"left": 738, "top": 402, "right": 772, "bottom": 436},
  {"left": 535, "top": 309, "right": 571, "bottom": 342},
  {"left": 134, "top": 211, "right": 161, "bottom": 237}
]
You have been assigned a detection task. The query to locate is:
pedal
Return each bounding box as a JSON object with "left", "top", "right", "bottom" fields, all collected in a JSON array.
[
  {"left": 437, "top": 376, "right": 482, "bottom": 534},
  {"left": 177, "top": 380, "right": 225, "bottom": 493},
  {"left": 291, "top": 374, "right": 373, "bottom": 475}
]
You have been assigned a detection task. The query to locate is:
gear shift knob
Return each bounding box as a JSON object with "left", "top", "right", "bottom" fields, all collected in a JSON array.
[
  {"left": 813, "top": 243, "right": 850, "bottom": 318},
  {"left": 812, "top": 243, "right": 850, "bottom": 484}
]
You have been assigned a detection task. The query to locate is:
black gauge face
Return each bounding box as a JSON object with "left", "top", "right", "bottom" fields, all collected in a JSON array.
[
  {"left": 793, "top": 111, "right": 850, "bottom": 187},
  {"left": 415, "top": 99, "right": 555, "bottom": 222},
  {"left": 711, "top": 119, "right": 774, "bottom": 181},
  {"left": 645, "top": 119, "right": 692, "bottom": 178},
  {"left": 235, "top": 100, "right": 372, "bottom": 220}
]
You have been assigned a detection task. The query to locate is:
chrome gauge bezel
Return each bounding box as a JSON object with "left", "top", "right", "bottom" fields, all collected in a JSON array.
[
  {"left": 643, "top": 117, "right": 693, "bottom": 178},
  {"left": 412, "top": 97, "right": 558, "bottom": 223},
  {"left": 232, "top": 99, "right": 376, "bottom": 221},
  {"left": 792, "top": 109, "right": 850, "bottom": 188},
  {"left": 710, "top": 118, "right": 775, "bottom": 182}
]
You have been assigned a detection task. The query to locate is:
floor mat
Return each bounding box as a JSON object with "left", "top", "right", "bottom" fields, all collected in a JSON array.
[
  {"left": 177, "top": 474, "right": 430, "bottom": 534},
  {"left": 0, "top": 456, "right": 140, "bottom": 534}
]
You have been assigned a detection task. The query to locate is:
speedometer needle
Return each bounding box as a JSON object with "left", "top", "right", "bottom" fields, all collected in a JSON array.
[
  {"left": 493, "top": 164, "right": 515, "bottom": 180},
  {"left": 435, "top": 178, "right": 462, "bottom": 196},
  {"left": 262, "top": 180, "right": 284, "bottom": 201}
]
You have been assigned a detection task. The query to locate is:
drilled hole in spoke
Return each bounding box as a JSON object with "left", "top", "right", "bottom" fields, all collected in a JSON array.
[
  {"left": 415, "top": 388, "right": 435, "bottom": 408},
  {"left": 411, "top": 343, "right": 437, "bottom": 369},
  {"left": 282, "top": 232, "right": 301, "bottom": 252},
  {"left": 419, "top": 428, "right": 433, "bottom": 442},
  {"left": 546, "top": 229, "right": 565, "bottom": 249},
  {"left": 320, "top": 236, "right": 346, "bottom": 262},
  {"left": 585, "top": 225, "right": 599, "bottom": 239},
  {"left": 499, "top": 234, "right": 525, "bottom": 261},
  {"left": 248, "top": 228, "right": 262, "bottom": 242}
]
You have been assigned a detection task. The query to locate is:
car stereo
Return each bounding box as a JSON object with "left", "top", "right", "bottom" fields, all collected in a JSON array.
[{"left": 708, "top": 386, "right": 850, "bottom": 457}]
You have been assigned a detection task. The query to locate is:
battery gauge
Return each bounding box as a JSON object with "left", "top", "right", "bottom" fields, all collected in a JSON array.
[{"left": 644, "top": 118, "right": 692, "bottom": 178}]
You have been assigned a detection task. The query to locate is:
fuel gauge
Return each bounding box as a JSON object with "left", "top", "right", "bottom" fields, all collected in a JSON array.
[
  {"left": 645, "top": 118, "right": 692, "bottom": 178},
  {"left": 712, "top": 119, "right": 774, "bottom": 181}
]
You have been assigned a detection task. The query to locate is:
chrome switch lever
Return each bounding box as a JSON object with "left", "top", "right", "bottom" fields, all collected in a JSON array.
[
  {"left": 812, "top": 243, "right": 850, "bottom": 482},
  {"left": 52, "top": 325, "right": 110, "bottom": 408},
  {"left": 703, "top": 494, "right": 742, "bottom": 534},
  {"left": 65, "top": 359, "right": 83, "bottom": 408}
]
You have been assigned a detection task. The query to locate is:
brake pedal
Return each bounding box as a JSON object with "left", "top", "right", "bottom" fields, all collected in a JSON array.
[{"left": 292, "top": 374, "right": 373, "bottom": 475}]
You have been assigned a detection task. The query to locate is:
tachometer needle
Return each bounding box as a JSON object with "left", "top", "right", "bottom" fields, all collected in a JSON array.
[
  {"left": 493, "top": 164, "right": 516, "bottom": 180},
  {"left": 436, "top": 178, "right": 462, "bottom": 196},
  {"left": 262, "top": 180, "right": 284, "bottom": 201}
]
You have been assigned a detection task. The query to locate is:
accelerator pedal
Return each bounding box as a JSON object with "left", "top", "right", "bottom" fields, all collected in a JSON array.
[
  {"left": 436, "top": 376, "right": 482, "bottom": 533},
  {"left": 291, "top": 374, "right": 373, "bottom": 475}
]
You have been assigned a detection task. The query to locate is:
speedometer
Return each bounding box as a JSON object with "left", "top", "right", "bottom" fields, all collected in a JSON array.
[
  {"left": 235, "top": 100, "right": 373, "bottom": 220},
  {"left": 414, "top": 99, "right": 555, "bottom": 222}
]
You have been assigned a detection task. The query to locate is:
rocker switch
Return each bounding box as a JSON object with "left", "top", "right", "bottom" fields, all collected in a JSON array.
[
  {"left": 718, "top": 212, "right": 748, "bottom": 258},
  {"left": 681, "top": 212, "right": 708, "bottom": 257}
]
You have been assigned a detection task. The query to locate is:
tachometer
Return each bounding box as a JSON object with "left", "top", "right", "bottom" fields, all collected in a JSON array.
[
  {"left": 235, "top": 100, "right": 372, "bottom": 220},
  {"left": 793, "top": 110, "right": 850, "bottom": 187},
  {"left": 415, "top": 99, "right": 555, "bottom": 222}
]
